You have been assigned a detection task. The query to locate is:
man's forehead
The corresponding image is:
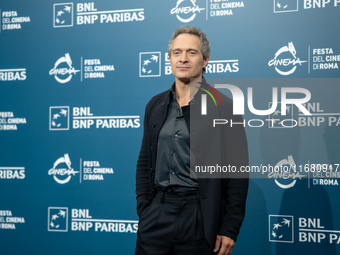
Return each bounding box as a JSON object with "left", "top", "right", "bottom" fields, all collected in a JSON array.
[{"left": 172, "top": 34, "right": 201, "bottom": 49}]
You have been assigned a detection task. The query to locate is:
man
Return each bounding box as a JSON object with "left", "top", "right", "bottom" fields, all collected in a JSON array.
[{"left": 135, "top": 26, "right": 248, "bottom": 255}]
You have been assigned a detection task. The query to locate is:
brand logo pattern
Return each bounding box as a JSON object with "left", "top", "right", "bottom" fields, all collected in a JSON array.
[
  {"left": 274, "top": 0, "right": 298, "bottom": 13},
  {"left": 53, "top": 3, "right": 73, "bottom": 27},
  {"left": 268, "top": 42, "right": 307, "bottom": 75},
  {"left": 49, "top": 106, "right": 69, "bottom": 130},
  {"left": 48, "top": 207, "right": 68, "bottom": 232},
  {"left": 170, "top": 0, "right": 205, "bottom": 23},
  {"left": 139, "top": 52, "right": 161, "bottom": 77},
  {"left": 269, "top": 155, "right": 306, "bottom": 189},
  {"left": 269, "top": 215, "right": 294, "bottom": 242},
  {"left": 49, "top": 53, "right": 80, "bottom": 83},
  {"left": 48, "top": 154, "right": 79, "bottom": 184}
]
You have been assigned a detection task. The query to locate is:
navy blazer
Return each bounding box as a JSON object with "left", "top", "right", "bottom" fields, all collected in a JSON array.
[{"left": 136, "top": 83, "right": 249, "bottom": 247}]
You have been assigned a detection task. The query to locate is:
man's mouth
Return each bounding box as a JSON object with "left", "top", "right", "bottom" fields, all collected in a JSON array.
[{"left": 177, "top": 66, "right": 190, "bottom": 70}]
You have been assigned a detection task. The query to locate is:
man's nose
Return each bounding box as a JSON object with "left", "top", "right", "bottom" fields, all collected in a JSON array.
[{"left": 179, "top": 52, "right": 188, "bottom": 62}]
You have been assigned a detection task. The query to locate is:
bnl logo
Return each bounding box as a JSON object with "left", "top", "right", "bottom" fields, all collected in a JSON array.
[
  {"left": 49, "top": 106, "right": 70, "bottom": 130},
  {"left": 139, "top": 52, "right": 161, "bottom": 77},
  {"left": 274, "top": 0, "right": 298, "bottom": 13},
  {"left": 269, "top": 215, "right": 294, "bottom": 243},
  {"left": 48, "top": 207, "right": 68, "bottom": 232},
  {"left": 53, "top": 3, "right": 73, "bottom": 27},
  {"left": 200, "top": 84, "right": 311, "bottom": 116}
]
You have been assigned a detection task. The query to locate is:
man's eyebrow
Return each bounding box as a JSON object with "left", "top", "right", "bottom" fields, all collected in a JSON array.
[{"left": 172, "top": 48, "right": 199, "bottom": 52}]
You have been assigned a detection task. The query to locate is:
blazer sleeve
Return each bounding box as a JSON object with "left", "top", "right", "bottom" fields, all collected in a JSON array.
[
  {"left": 218, "top": 113, "right": 249, "bottom": 242},
  {"left": 135, "top": 102, "right": 152, "bottom": 216}
]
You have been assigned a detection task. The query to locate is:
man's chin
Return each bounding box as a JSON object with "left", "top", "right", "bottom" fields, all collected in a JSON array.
[
  {"left": 176, "top": 75, "right": 202, "bottom": 83},
  {"left": 174, "top": 77, "right": 191, "bottom": 84}
]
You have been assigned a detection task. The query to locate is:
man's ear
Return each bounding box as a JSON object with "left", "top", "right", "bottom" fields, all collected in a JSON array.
[{"left": 203, "top": 56, "right": 210, "bottom": 68}]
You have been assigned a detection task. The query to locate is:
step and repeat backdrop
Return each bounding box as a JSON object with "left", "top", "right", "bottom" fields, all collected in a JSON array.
[{"left": 0, "top": 0, "right": 339, "bottom": 254}]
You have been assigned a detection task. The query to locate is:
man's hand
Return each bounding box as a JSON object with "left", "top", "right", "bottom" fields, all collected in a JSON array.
[{"left": 213, "top": 235, "right": 235, "bottom": 255}]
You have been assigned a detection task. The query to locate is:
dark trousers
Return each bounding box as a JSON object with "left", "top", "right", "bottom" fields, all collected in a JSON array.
[{"left": 135, "top": 190, "right": 213, "bottom": 255}]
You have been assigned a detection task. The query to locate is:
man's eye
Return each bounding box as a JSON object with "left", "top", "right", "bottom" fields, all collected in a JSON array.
[{"left": 189, "top": 52, "right": 196, "bottom": 55}]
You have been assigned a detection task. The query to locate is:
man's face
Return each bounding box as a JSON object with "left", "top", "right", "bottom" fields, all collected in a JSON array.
[{"left": 170, "top": 33, "right": 209, "bottom": 82}]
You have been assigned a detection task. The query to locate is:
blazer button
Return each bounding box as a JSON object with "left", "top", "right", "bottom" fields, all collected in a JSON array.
[
  {"left": 152, "top": 123, "right": 156, "bottom": 128},
  {"left": 162, "top": 102, "right": 165, "bottom": 107},
  {"left": 150, "top": 168, "right": 153, "bottom": 173},
  {"left": 151, "top": 146, "right": 154, "bottom": 151}
]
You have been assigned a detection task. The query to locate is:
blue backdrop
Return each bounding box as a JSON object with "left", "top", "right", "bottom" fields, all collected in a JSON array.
[{"left": 0, "top": 0, "right": 339, "bottom": 254}]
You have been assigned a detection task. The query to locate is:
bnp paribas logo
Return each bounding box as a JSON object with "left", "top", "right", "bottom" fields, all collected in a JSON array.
[
  {"left": 269, "top": 215, "right": 294, "bottom": 243},
  {"left": 198, "top": 82, "right": 223, "bottom": 115},
  {"left": 53, "top": 3, "right": 73, "bottom": 27},
  {"left": 48, "top": 207, "right": 68, "bottom": 232}
]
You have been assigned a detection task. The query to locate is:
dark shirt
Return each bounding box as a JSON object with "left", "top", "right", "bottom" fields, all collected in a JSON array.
[{"left": 154, "top": 90, "right": 198, "bottom": 192}]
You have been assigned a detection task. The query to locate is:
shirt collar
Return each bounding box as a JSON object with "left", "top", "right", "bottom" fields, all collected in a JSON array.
[{"left": 169, "top": 77, "right": 206, "bottom": 104}]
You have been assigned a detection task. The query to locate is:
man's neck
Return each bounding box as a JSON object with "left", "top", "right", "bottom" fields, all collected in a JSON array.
[{"left": 174, "top": 77, "right": 202, "bottom": 108}]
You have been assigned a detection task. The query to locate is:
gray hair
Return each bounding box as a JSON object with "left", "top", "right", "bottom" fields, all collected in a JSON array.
[{"left": 168, "top": 26, "right": 210, "bottom": 73}]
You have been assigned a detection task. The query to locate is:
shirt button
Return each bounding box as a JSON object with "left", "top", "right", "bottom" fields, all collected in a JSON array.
[
  {"left": 173, "top": 152, "right": 176, "bottom": 156},
  {"left": 174, "top": 134, "right": 178, "bottom": 138}
]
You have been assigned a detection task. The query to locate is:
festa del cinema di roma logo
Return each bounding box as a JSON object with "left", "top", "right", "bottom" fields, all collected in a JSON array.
[
  {"left": 268, "top": 42, "right": 307, "bottom": 76},
  {"left": 49, "top": 53, "right": 80, "bottom": 83},
  {"left": 48, "top": 154, "right": 79, "bottom": 184},
  {"left": 171, "top": 0, "right": 205, "bottom": 23},
  {"left": 269, "top": 155, "right": 306, "bottom": 189}
]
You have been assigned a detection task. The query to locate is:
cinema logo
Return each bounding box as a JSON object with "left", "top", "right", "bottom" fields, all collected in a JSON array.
[
  {"left": 48, "top": 154, "right": 79, "bottom": 184},
  {"left": 48, "top": 207, "right": 138, "bottom": 233},
  {"left": 171, "top": 0, "right": 205, "bottom": 23},
  {"left": 49, "top": 54, "right": 115, "bottom": 83},
  {"left": 268, "top": 155, "right": 306, "bottom": 189},
  {"left": 48, "top": 153, "right": 114, "bottom": 184},
  {"left": 49, "top": 53, "right": 80, "bottom": 83},
  {"left": 268, "top": 42, "right": 307, "bottom": 76}
]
